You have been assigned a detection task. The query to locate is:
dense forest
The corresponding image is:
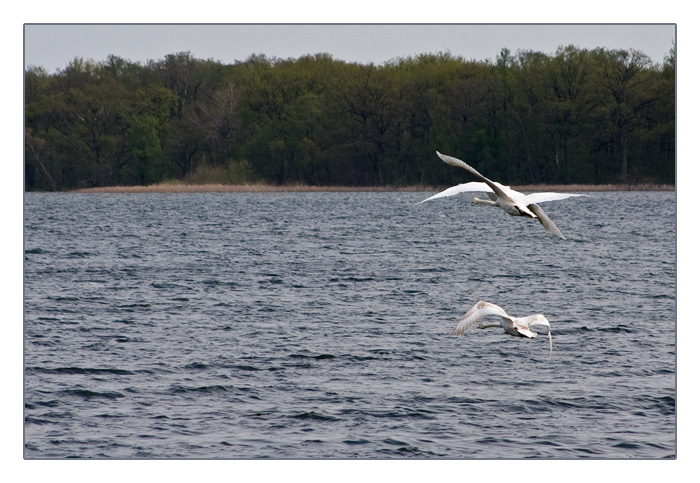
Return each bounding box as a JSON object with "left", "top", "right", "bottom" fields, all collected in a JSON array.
[{"left": 24, "top": 45, "right": 675, "bottom": 191}]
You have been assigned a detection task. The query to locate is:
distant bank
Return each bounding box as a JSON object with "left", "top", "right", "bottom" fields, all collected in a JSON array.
[{"left": 68, "top": 182, "right": 675, "bottom": 194}]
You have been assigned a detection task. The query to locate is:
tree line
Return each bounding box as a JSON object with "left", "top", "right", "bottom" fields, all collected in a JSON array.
[{"left": 24, "top": 45, "right": 675, "bottom": 191}]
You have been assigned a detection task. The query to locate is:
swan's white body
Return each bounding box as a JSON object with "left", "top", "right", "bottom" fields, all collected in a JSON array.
[
  {"left": 420, "top": 151, "right": 588, "bottom": 239},
  {"left": 452, "top": 301, "right": 553, "bottom": 359}
]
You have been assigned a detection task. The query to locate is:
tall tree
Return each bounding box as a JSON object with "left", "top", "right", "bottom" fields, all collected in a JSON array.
[{"left": 597, "top": 48, "right": 656, "bottom": 183}]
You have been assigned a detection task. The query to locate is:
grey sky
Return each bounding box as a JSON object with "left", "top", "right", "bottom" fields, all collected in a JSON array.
[{"left": 24, "top": 24, "right": 675, "bottom": 73}]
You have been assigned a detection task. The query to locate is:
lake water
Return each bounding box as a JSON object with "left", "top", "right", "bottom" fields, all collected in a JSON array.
[{"left": 23, "top": 191, "right": 676, "bottom": 459}]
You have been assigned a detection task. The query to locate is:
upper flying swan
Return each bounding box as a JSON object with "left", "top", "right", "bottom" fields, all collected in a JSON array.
[
  {"left": 420, "top": 151, "right": 588, "bottom": 239},
  {"left": 452, "top": 301, "right": 553, "bottom": 359}
]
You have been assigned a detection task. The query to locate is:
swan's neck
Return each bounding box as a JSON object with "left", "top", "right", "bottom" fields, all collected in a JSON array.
[{"left": 473, "top": 197, "right": 497, "bottom": 206}]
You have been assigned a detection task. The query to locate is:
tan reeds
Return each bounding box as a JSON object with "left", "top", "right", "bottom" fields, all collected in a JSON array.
[{"left": 71, "top": 182, "right": 674, "bottom": 194}]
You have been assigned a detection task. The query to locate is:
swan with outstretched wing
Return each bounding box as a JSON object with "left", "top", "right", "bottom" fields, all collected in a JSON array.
[
  {"left": 452, "top": 301, "right": 553, "bottom": 360},
  {"left": 420, "top": 152, "right": 588, "bottom": 239}
]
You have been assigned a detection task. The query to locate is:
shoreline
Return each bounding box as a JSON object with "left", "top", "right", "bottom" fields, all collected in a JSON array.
[{"left": 65, "top": 182, "right": 676, "bottom": 194}]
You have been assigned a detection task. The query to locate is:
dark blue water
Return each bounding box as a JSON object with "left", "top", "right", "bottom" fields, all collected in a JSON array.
[{"left": 24, "top": 191, "right": 676, "bottom": 458}]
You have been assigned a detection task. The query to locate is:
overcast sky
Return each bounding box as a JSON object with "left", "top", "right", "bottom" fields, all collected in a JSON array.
[{"left": 24, "top": 24, "right": 676, "bottom": 73}]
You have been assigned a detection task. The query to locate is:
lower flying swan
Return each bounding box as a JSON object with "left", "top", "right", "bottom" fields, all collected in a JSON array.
[{"left": 452, "top": 301, "right": 553, "bottom": 359}]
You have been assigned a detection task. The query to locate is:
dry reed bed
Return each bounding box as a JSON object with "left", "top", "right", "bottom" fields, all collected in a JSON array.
[
  {"left": 71, "top": 182, "right": 675, "bottom": 194},
  {"left": 72, "top": 183, "right": 433, "bottom": 193}
]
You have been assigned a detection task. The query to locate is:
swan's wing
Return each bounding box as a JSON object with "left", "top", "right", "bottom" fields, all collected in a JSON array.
[
  {"left": 527, "top": 203, "right": 565, "bottom": 239},
  {"left": 522, "top": 314, "right": 552, "bottom": 360},
  {"left": 521, "top": 192, "right": 589, "bottom": 205},
  {"left": 436, "top": 152, "right": 517, "bottom": 203},
  {"left": 521, "top": 314, "right": 550, "bottom": 330},
  {"left": 496, "top": 184, "right": 523, "bottom": 199},
  {"left": 452, "top": 301, "right": 510, "bottom": 336},
  {"left": 418, "top": 182, "right": 493, "bottom": 203},
  {"left": 513, "top": 326, "right": 537, "bottom": 338}
]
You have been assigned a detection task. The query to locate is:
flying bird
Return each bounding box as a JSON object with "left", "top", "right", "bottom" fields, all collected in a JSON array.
[
  {"left": 420, "top": 151, "right": 588, "bottom": 239},
  {"left": 452, "top": 301, "right": 553, "bottom": 359}
]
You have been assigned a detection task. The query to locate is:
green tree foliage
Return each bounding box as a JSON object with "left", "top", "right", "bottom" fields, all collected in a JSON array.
[{"left": 24, "top": 46, "right": 675, "bottom": 190}]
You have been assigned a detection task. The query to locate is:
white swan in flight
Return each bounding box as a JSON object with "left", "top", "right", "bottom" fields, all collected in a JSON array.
[
  {"left": 420, "top": 151, "right": 588, "bottom": 239},
  {"left": 452, "top": 301, "right": 553, "bottom": 360}
]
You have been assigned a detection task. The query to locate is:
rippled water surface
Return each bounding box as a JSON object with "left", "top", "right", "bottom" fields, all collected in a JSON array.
[{"left": 24, "top": 191, "right": 676, "bottom": 458}]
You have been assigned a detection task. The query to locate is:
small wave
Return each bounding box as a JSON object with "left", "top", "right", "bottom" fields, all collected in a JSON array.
[
  {"left": 289, "top": 353, "right": 336, "bottom": 360},
  {"left": 24, "top": 399, "right": 60, "bottom": 409},
  {"left": 95, "top": 412, "right": 129, "bottom": 419},
  {"left": 571, "top": 447, "right": 605, "bottom": 456},
  {"left": 169, "top": 384, "right": 230, "bottom": 395},
  {"left": 343, "top": 438, "right": 370, "bottom": 445},
  {"left": 26, "top": 367, "right": 134, "bottom": 375},
  {"left": 341, "top": 277, "right": 375, "bottom": 282},
  {"left": 383, "top": 438, "right": 409, "bottom": 446},
  {"left": 47, "top": 296, "right": 80, "bottom": 302},
  {"left": 349, "top": 355, "right": 380, "bottom": 361},
  {"left": 292, "top": 411, "right": 339, "bottom": 421},
  {"left": 632, "top": 395, "right": 675, "bottom": 415},
  {"left": 445, "top": 397, "right": 492, "bottom": 405},
  {"left": 118, "top": 303, "right": 151, "bottom": 309},
  {"left": 66, "top": 251, "right": 93, "bottom": 258},
  {"left": 343, "top": 407, "right": 436, "bottom": 420},
  {"left": 597, "top": 325, "right": 635, "bottom": 333},
  {"left": 150, "top": 282, "right": 186, "bottom": 289},
  {"left": 259, "top": 275, "right": 284, "bottom": 284},
  {"left": 114, "top": 318, "right": 137, "bottom": 324},
  {"left": 24, "top": 416, "right": 56, "bottom": 426},
  {"left": 59, "top": 389, "right": 125, "bottom": 400},
  {"left": 233, "top": 364, "right": 261, "bottom": 371},
  {"left": 613, "top": 442, "right": 642, "bottom": 450},
  {"left": 377, "top": 445, "right": 439, "bottom": 457},
  {"left": 415, "top": 267, "right": 453, "bottom": 273}
]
